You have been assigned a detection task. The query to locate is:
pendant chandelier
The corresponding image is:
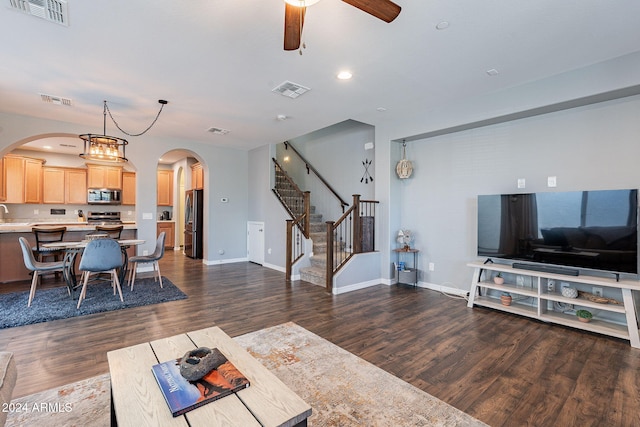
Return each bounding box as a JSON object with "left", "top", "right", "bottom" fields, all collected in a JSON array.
[
  {"left": 79, "top": 99, "right": 167, "bottom": 163},
  {"left": 396, "top": 140, "right": 413, "bottom": 179}
]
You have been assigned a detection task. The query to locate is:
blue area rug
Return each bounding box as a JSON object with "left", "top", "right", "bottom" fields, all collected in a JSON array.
[{"left": 0, "top": 277, "right": 187, "bottom": 329}]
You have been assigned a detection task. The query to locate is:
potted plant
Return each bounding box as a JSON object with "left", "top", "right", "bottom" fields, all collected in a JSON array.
[
  {"left": 576, "top": 309, "right": 593, "bottom": 323},
  {"left": 493, "top": 272, "right": 504, "bottom": 285},
  {"left": 500, "top": 292, "right": 512, "bottom": 306}
]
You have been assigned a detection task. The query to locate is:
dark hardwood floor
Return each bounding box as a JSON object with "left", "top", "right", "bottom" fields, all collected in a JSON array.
[{"left": 1, "top": 251, "right": 639, "bottom": 426}]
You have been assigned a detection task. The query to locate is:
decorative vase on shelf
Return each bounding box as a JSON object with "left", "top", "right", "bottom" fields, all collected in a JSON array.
[
  {"left": 500, "top": 292, "right": 512, "bottom": 306},
  {"left": 576, "top": 309, "right": 592, "bottom": 323},
  {"left": 561, "top": 287, "right": 578, "bottom": 298},
  {"left": 493, "top": 274, "right": 504, "bottom": 285}
]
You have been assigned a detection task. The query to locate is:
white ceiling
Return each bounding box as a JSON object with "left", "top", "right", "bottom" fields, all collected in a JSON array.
[{"left": 2, "top": 0, "right": 640, "bottom": 157}]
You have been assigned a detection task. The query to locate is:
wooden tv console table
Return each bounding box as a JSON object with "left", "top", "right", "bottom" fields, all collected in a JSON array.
[
  {"left": 107, "top": 326, "right": 311, "bottom": 426},
  {"left": 467, "top": 262, "right": 640, "bottom": 349}
]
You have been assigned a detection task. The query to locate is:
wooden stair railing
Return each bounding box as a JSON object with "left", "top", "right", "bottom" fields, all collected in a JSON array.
[
  {"left": 325, "top": 195, "right": 379, "bottom": 291},
  {"left": 273, "top": 158, "right": 311, "bottom": 281},
  {"left": 283, "top": 141, "right": 349, "bottom": 213}
]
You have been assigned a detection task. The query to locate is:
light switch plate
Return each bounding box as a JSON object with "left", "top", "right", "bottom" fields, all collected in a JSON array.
[
  {"left": 548, "top": 176, "right": 557, "bottom": 187},
  {"left": 517, "top": 178, "right": 525, "bottom": 189},
  {"left": 142, "top": 213, "right": 153, "bottom": 220}
]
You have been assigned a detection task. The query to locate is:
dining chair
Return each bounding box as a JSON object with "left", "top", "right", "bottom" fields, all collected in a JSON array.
[
  {"left": 128, "top": 232, "right": 166, "bottom": 290},
  {"left": 31, "top": 226, "right": 67, "bottom": 263},
  {"left": 95, "top": 225, "right": 124, "bottom": 239},
  {"left": 77, "top": 238, "right": 124, "bottom": 309},
  {"left": 18, "top": 237, "right": 66, "bottom": 307}
]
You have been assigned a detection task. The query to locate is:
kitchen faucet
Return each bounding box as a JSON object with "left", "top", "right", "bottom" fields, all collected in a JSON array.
[{"left": 0, "top": 204, "right": 8, "bottom": 214}]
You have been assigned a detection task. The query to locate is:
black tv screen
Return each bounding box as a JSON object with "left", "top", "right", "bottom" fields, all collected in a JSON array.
[{"left": 477, "top": 189, "right": 638, "bottom": 275}]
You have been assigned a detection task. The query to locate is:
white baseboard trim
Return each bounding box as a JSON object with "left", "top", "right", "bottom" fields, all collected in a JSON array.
[
  {"left": 417, "top": 281, "right": 468, "bottom": 296},
  {"left": 333, "top": 279, "right": 381, "bottom": 295},
  {"left": 263, "top": 262, "right": 285, "bottom": 273},
  {"left": 202, "top": 257, "right": 248, "bottom": 266}
]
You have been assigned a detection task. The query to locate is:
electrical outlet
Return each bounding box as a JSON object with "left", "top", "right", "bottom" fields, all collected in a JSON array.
[
  {"left": 593, "top": 287, "right": 603, "bottom": 297},
  {"left": 428, "top": 263, "right": 435, "bottom": 271},
  {"left": 547, "top": 280, "right": 555, "bottom": 292}
]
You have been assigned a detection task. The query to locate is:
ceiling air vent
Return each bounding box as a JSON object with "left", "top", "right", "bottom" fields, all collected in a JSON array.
[
  {"left": 8, "top": 0, "right": 69, "bottom": 26},
  {"left": 272, "top": 81, "right": 310, "bottom": 99},
  {"left": 40, "top": 93, "right": 72, "bottom": 106},
  {"left": 207, "top": 127, "right": 230, "bottom": 135}
]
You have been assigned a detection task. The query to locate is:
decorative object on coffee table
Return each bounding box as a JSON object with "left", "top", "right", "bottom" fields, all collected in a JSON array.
[
  {"left": 179, "top": 347, "right": 227, "bottom": 381},
  {"left": 153, "top": 347, "right": 250, "bottom": 417}
]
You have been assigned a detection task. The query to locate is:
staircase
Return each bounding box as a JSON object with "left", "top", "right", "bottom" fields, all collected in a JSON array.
[
  {"left": 299, "top": 206, "right": 327, "bottom": 286},
  {"left": 273, "top": 154, "right": 378, "bottom": 291}
]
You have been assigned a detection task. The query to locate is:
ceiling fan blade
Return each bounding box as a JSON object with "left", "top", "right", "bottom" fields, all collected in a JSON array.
[
  {"left": 341, "top": 0, "right": 401, "bottom": 23},
  {"left": 284, "top": 3, "right": 306, "bottom": 51}
]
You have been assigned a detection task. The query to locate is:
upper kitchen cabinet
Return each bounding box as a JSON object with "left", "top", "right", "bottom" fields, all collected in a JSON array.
[
  {"left": 191, "top": 163, "right": 203, "bottom": 190},
  {"left": 4, "top": 154, "right": 44, "bottom": 204},
  {"left": 157, "top": 169, "right": 173, "bottom": 206},
  {"left": 0, "top": 157, "right": 5, "bottom": 202},
  {"left": 87, "top": 164, "right": 122, "bottom": 189},
  {"left": 43, "top": 167, "right": 87, "bottom": 204},
  {"left": 122, "top": 172, "right": 136, "bottom": 205}
]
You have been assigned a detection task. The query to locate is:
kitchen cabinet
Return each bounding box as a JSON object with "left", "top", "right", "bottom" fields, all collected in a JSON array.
[
  {"left": 87, "top": 164, "right": 122, "bottom": 189},
  {"left": 0, "top": 157, "right": 5, "bottom": 202},
  {"left": 66, "top": 169, "right": 88, "bottom": 204},
  {"left": 122, "top": 172, "right": 136, "bottom": 205},
  {"left": 157, "top": 169, "right": 173, "bottom": 206},
  {"left": 191, "top": 163, "right": 203, "bottom": 190},
  {"left": 43, "top": 167, "right": 87, "bottom": 204},
  {"left": 4, "top": 154, "right": 44, "bottom": 204},
  {"left": 157, "top": 221, "right": 175, "bottom": 249}
]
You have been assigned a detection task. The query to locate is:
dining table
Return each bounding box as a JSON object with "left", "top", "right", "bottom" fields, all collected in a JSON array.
[{"left": 42, "top": 238, "right": 145, "bottom": 299}]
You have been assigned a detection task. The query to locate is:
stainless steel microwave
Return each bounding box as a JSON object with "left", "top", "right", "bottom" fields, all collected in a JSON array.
[{"left": 87, "top": 189, "right": 121, "bottom": 205}]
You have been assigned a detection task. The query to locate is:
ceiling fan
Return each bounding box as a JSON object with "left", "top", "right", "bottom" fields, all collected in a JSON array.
[{"left": 284, "top": 0, "right": 401, "bottom": 51}]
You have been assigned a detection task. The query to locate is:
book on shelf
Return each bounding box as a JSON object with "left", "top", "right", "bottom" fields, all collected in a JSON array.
[{"left": 151, "top": 349, "right": 250, "bottom": 417}]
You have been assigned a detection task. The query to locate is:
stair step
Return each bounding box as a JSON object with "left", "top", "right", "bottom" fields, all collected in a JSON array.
[{"left": 299, "top": 266, "right": 326, "bottom": 287}]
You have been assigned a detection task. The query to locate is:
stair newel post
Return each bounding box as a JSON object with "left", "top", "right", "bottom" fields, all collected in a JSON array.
[
  {"left": 303, "top": 191, "right": 311, "bottom": 238},
  {"left": 325, "top": 220, "right": 335, "bottom": 292},
  {"left": 286, "top": 219, "right": 293, "bottom": 282},
  {"left": 352, "top": 194, "right": 362, "bottom": 254}
]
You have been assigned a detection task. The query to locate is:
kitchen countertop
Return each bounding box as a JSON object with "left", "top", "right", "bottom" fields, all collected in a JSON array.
[{"left": 0, "top": 222, "right": 138, "bottom": 233}]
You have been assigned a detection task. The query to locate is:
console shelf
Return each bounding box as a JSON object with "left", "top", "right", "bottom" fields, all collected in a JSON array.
[{"left": 467, "top": 261, "right": 640, "bottom": 348}]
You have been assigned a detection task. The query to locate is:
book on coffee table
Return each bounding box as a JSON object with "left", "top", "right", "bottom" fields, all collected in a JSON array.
[{"left": 151, "top": 349, "right": 250, "bottom": 417}]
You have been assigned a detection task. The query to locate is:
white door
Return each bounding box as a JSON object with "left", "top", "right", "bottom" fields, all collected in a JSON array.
[{"left": 247, "top": 221, "right": 265, "bottom": 265}]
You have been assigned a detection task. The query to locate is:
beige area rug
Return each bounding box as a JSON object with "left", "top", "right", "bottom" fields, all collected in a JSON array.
[{"left": 6, "top": 322, "right": 486, "bottom": 426}]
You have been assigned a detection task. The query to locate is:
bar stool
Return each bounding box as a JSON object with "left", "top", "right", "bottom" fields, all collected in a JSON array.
[
  {"left": 95, "top": 225, "right": 124, "bottom": 239},
  {"left": 31, "top": 226, "right": 67, "bottom": 262}
]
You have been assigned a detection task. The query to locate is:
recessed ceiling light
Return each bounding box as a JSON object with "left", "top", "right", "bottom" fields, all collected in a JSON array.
[
  {"left": 376, "top": 107, "right": 387, "bottom": 112},
  {"left": 436, "top": 21, "right": 450, "bottom": 30},
  {"left": 337, "top": 70, "right": 353, "bottom": 80},
  {"left": 486, "top": 68, "right": 500, "bottom": 76}
]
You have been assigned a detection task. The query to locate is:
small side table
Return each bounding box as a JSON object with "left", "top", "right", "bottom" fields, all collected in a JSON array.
[{"left": 393, "top": 248, "right": 419, "bottom": 286}]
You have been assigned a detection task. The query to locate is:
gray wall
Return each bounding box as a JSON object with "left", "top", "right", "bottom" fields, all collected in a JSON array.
[{"left": 397, "top": 94, "right": 640, "bottom": 292}]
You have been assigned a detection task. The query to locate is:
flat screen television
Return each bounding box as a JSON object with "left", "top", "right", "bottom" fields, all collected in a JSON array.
[{"left": 477, "top": 189, "right": 638, "bottom": 276}]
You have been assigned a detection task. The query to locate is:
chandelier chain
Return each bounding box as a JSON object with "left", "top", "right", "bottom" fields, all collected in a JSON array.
[{"left": 104, "top": 101, "right": 166, "bottom": 137}]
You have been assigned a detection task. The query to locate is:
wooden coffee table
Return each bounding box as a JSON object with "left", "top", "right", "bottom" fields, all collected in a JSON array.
[{"left": 107, "top": 326, "right": 311, "bottom": 426}]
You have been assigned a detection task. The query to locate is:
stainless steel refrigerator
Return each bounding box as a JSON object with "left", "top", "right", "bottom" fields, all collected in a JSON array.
[{"left": 184, "top": 189, "right": 203, "bottom": 259}]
